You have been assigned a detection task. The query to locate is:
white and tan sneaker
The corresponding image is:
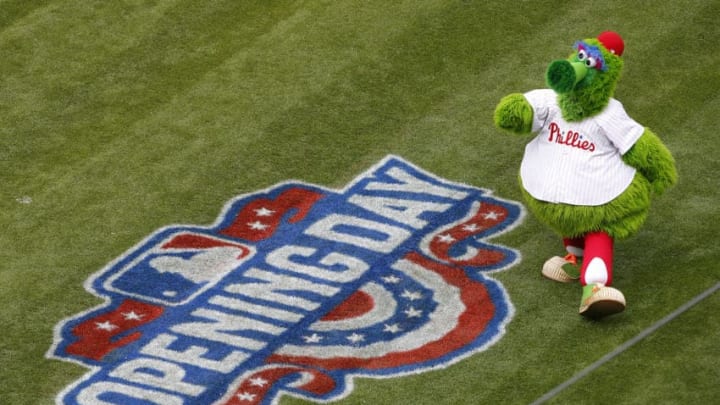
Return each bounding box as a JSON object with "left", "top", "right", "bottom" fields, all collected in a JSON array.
[
  {"left": 579, "top": 283, "right": 626, "bottom": 318},
  {"left": 542, "top": 254, "right": 581, "bottom": 283}
]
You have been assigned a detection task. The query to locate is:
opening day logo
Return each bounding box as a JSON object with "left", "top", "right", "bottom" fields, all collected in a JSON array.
[{"left": 47, "top": 156, "right": 525, "bottom": 405}]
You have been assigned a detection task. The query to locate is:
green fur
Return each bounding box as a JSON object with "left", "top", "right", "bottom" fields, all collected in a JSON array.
[
  {"left": 520, "top": 172, "right": 651, "bottom": 240},
  {"left": 545, "top": 60, "right": 577, "bottom": 94},
  {"left": 557, "top": 38, "right": 623, "bottom": 121},
  {"left": 493, "top": 93, "right": 534, "bottom": 134},
  {"left": 622, "top": 128, "right": 678, "bottom": 195}
]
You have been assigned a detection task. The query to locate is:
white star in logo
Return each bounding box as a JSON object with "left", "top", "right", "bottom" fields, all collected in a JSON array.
[
  {"left": 254, "top": 207, "right": 275, "bottom": 217},
  {"left": 437, "top": 233, "right": 455, "bottom": 243},
  {"left": 482, "top": 211, "right": 502, "bottom": 220},
  {"left": 401, "top": 289, "right": 422, "bottom": 301},
  {"left": 303, "top": 333, "right": 323, "bottom": 344},
  {"left": 462, "top": 223, "right": 481, "bottom": 232},
  {"left": 383, "top": 323, "right": 402, "bottom": 333},
  {"left": 382, "top": 275, "right": 401, "bottom": 284},
  {"left": 95, "top": 321, "right": 118, "bottom": 331},
  {"left": 236, "top": 392, "right": 256, "bottom": 401},
  {"left": 249, "top": 377, "right": 268, "bottom": 387},
  {"left": 347, "top": 333, "right": 365, "bottom": 343},
  {"left": 247, "top": 221, "right": 269, "bottom": 230},
  {"left": 404, "top": 307, "right": 423, "bottom": 318},
  {"left": 122, "top": 311, "right": 144, "bottom": 321}
]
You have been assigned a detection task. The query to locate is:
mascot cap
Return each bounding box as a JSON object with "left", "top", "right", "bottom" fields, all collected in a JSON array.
[{"left": 597, "top": 31, "right": 624, "bottom": 56}]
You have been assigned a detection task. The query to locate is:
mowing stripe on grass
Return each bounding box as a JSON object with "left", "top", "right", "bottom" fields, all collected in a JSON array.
[{"left": 530, "top": 281, "right": 720, "bottom": 405}]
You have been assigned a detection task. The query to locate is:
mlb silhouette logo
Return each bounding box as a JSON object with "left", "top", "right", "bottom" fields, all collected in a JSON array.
[{"left": 104, "top": 231, "right": 254, "bottom": 305}]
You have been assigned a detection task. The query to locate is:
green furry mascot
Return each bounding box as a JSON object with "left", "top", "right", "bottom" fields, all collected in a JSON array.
[{"left": 494, "top": 31, "right": 677, "bottom": 318}]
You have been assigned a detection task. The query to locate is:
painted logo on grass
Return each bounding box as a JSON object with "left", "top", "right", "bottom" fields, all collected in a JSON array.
[{"left": 48, "top": 156, "right": 525, "bottom": 404}]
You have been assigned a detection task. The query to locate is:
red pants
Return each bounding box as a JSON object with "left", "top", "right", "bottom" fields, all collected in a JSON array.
[{"left": 564, "top": 231, "right": 613, "bottom": 286}]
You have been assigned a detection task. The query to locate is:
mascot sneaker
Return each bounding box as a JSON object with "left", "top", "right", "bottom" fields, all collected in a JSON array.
[
  {"left": 579, "top": 283, "right": 626, "bottom": 318},
  {"left": 542, "top": 254, "right": 580, "bottom": 283}
]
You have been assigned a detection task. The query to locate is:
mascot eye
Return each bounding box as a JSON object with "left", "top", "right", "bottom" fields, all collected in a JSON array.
[
  {"left": 585, "top": 57, "right": 598, "bottom": 68},
  {"left": 577, "top": 49, "right": 588, "bottom": 60}
]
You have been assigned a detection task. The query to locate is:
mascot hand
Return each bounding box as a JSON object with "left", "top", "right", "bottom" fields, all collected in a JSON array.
[
  {"left": 622, "top": 128, "right": 678, "bottom": 195},
  {"left": 494, "top": 93, "right": 534, "bottom": 134}
]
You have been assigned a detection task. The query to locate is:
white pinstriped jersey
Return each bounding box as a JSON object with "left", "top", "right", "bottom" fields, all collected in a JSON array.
[{"left": 520, "top": 89, "right": 644, "bottom": 206}]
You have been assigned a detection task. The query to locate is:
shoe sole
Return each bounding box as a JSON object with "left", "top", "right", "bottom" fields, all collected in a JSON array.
[
  {"left": 579, "top": 286, "right": 626, "bottom": 319},
  {"left": 542, "top": 256, "right": 579, "bottom": 283}
]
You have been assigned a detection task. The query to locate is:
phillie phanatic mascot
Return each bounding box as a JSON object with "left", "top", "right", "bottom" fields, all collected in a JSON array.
[{"left": 494, "top": 31, "right": 677, "bottom": 318}]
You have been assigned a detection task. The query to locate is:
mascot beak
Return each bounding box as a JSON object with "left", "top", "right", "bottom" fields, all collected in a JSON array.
[{"left": 546, "top": 60, "right": 588, "bottom": 94}]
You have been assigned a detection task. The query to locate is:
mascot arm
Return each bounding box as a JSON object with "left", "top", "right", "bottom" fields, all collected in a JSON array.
[
  {"left": 622, "top": 128, "right": 678, "bottom": 195},
  {"left": 494, "top": 93, "right": 534, "bottom": 135}
]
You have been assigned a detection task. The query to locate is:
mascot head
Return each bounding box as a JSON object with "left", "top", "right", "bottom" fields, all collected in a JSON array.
[{"left": 546, "top": 31, "right": 625, "bottom": 120}]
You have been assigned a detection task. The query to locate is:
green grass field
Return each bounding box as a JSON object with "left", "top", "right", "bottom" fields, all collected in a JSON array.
[{"left": 2, "top": 1, "right": 719, "bottom": 404}]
